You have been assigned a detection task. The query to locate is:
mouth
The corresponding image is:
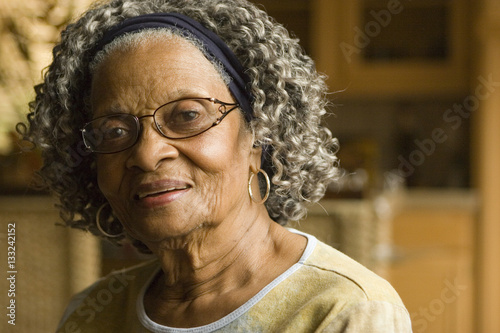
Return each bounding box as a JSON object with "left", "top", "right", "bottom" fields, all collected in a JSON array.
[
  {"left": 134, "top": 186, "right": 190, "bottom": 200},
  {"left": 132, "top": 179, "right": 192, "bottom": 208}
]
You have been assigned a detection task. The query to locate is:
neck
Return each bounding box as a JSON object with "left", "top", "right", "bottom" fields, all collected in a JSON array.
[{"left": 145, "top": 206, "right": 282, "bottom": 301}]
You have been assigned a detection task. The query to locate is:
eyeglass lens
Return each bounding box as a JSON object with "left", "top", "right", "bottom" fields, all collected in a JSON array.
[{"left": 82, "top": 98, "right": 233, "bottom": 153}]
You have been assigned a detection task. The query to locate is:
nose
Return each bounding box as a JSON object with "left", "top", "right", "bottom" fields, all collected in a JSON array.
[{"left": 125, "top": 117, "right": 179, "bottom": 171}]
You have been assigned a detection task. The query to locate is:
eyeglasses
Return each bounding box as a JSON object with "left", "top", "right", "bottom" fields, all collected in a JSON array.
[{"left": 81, "top": 97, "right": 239, "bottom": 154}]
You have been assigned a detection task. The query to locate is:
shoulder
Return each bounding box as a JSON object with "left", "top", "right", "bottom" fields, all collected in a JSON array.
[
  {"left": 320, "top": 299, "right": 413, "bottom": 332},
  {"left": 288, "top": 228, "right": 403, "bottom": 305},
  {"left": 304, "top": 238, "right": 403, "bottom": 304},
  {"left": 283, "top": 230, "right": 412, "bottom": 332}
]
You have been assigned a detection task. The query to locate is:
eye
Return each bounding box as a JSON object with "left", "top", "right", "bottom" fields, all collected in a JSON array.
[
  {"left": 172, "top": 110, "right": 201, "bottom": 123},
  {"left": 159, "top": 100, "right": 212, "bottom": 133},
  {"left": 95, "top": 116, "right": 134, "bottom": 141},
  {"left": 103, "top": 127, "right": 129, "bottom": 140}
]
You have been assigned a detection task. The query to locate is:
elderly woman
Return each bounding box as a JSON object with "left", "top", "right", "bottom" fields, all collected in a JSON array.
[{"left": 20, "top": 0, "right": 411, "bottom": 331}]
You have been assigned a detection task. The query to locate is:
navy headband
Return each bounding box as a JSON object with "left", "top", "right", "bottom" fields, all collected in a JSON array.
[{"left": 93, "top": 12, "right": 254, "bottom": 121}]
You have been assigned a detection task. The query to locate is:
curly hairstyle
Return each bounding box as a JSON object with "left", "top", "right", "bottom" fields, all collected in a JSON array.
[{"left": 18, "top": 0, "right": 339, "bottom": 250}]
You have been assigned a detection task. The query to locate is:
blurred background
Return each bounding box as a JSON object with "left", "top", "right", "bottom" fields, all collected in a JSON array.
[{"left": 0, "top": 0, "right": 499, "bottom": 332}]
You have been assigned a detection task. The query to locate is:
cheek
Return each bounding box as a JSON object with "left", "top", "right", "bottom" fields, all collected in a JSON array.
[
  {"left": 194, "top": 116, "right": 254, "bottom": 176},
  {"left": 189, "top": 133, "right": 252, "bottom": 208},
  {"left": 194, "top": 131, "right": 251, "bottom": 183},
  {"left": 186, "top": 172, "right": 225, "bottom": 221},
  {"left": 95, "top": 156, "right": 134, "bottom": 232},
  {"left": 95, "top": 155, "right": 124, "bottom": 199}
]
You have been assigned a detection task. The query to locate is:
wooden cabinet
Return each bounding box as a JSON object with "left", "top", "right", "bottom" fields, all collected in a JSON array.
[
  {"left": 311, "top": 0, "right": 470, "bottom": 98},
  {"left": 386, "top": 190, "right": 476, "bottom": 333},
  {"left": 474, "top": 3, "right": 500, "bottom": 331}
]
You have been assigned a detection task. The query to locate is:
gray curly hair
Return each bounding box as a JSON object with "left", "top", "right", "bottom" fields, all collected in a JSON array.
[{"left": 19, "top": 0, "right": 338, "bottom": 250}]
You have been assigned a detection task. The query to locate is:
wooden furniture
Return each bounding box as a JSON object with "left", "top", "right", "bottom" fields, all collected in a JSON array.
[
  {"left": 310, "top": 0, "right": 470, "bottom": 98},
  {"left": 474, "top": 1, "right": 500, "bottom": 331},
  {"left": 386, "top": 190, "right": 477, "bottom": 333}
]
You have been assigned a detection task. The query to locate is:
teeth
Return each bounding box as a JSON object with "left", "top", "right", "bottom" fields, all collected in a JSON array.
[{"left": 136, "top": 186, "right": 188, "bottom": 200}]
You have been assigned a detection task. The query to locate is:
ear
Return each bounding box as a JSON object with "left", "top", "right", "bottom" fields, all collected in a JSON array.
[
  {"left": 249, "top": 144, "right": 263, "bottom": 174},
  {"left": 240, "top": 125, "right": 263, "bottom": 173}
]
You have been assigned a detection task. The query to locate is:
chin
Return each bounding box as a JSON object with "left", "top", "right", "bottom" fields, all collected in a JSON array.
[{"left": 124, "top": 218, "right": 209, "bottom": 249}]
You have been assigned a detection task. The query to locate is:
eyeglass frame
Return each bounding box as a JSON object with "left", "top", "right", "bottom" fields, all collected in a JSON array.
[{"left": 80, "top": 97, "right": 240, "bottom": 154}]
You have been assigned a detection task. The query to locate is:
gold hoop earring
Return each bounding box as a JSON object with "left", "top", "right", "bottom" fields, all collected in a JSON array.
[
  {"left": 96, "top": 203, "right": 123, "bottom": 238},
  {"left": 248, "top": 169, "right": 270, "bottom": 204}
]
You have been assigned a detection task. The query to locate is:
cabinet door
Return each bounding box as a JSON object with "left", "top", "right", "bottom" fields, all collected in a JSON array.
[
  {"left": 388, "top": 207, "right": 475, "bottom": 333},
  {"left": 311, "top": 0, "right": 469, "bottom": 98}
]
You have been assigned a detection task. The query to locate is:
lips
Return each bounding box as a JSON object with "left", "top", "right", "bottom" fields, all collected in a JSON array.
[
  {"left": 135, "top": 185, "right": 190, "bottom": 200},
  {"left": 132, "top": 179, "right": 191, "bottom": 206}
]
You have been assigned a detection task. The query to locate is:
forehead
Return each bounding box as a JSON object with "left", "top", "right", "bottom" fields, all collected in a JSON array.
[{"left": 90, "top": 35, "right": 231, "bottom": 114}]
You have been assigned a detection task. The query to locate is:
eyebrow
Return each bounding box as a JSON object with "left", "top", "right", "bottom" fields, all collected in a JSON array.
[
  {"left": 91, "top": 105, "right": 129, "bottom": 119},
  {"left": 92, "top": 88, "right": 213, "bottom": 118}
]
